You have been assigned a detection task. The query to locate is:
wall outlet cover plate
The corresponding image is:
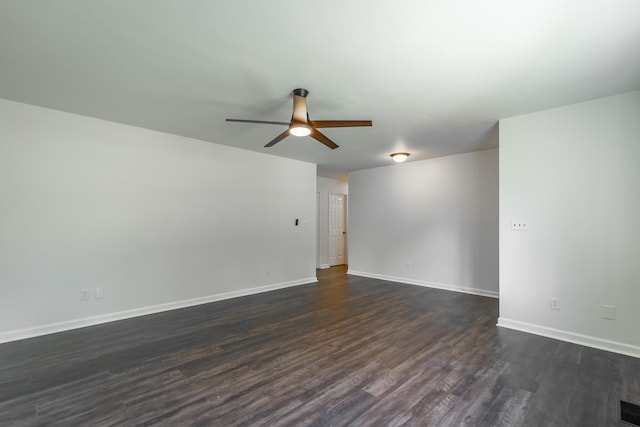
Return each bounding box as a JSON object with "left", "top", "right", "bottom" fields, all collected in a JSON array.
[{"left": 511, "top": 219, "right": 529, "bottom": 231}]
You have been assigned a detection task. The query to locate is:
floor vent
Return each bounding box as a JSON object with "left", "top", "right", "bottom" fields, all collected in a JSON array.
[{"left": 621, "top": 400, "right": 640, "bottom": 426}]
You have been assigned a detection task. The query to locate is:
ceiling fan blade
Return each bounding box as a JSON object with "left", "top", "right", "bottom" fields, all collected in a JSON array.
[
  {"left": 264, "top": 129, "right": 291, "bottom": 147},
  {"left": 310, "top": 128, "right": 339, "bottom": 149},
  {"left": 310, "top": 120, "right": 372, "bottom": 128},
  {"left": 226, "top": 118, "right": 290, "bottom": 126}
]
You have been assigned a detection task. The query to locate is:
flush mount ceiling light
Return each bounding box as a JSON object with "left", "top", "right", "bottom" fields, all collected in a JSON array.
[
  {"left": 289, "top": 124, "right": 311, "bottom": 137},
  {"left": 391, "top": 152, "right": 410, "bottom": 163}
]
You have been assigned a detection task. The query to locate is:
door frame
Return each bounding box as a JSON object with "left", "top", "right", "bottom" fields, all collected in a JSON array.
[{"left": 329, "top": 192, "right": 348, "bottom": 266}]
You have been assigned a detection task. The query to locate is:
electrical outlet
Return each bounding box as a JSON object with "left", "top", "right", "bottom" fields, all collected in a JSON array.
[
  {"left": 95, "top": 287, "right": 104, "bottom": 300},
  {"left": 602, "top": 305, "right": 616, "bottom": 320},
  {"left": 80, "top": 288, "right": 90, "bottom": 301},
  {"left": 550, "top": 298, "right": 560, "bottom": 310},
  {"left": 511, "top": 219, "right": 529, "bottom": 231}
]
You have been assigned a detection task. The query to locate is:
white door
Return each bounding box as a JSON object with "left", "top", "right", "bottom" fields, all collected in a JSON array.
[
  {"left": 316, "top": 191, "right": 320, "bottom": 269},
  {"left": 329, "top": 193, "right": 345, "bottom": 266}
]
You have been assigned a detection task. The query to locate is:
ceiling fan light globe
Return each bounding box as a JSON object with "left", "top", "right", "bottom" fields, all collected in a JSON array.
[{"left": 290, "top": 125, "right": 311, "bottom": 137}]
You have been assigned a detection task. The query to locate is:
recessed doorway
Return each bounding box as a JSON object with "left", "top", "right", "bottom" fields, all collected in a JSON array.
[{"left": 329, "top": 193, "right": 347, "bottom": 266}]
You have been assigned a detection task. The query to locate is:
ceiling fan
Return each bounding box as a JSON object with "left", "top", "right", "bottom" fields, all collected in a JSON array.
[{"left": 226, "top": 88, "right": 372, "bottom": 149}]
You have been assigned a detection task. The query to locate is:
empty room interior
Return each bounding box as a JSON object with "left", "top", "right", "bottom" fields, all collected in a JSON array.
[{"left": 1, "top": 1, "right": 639, "bottom": 426}]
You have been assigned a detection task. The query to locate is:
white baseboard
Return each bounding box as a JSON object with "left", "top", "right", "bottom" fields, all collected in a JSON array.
[
  {"left": 318, "top": 264, "right": 330, "bottom": 269},
  {"left": 497, "top": 317, "right": 640, "bottom": 358},
  {"left": 346, "top": 270, "right": 499, "bottom": 299},
  {"left": 0, "top": 277, "right": 317, "bottom": 345}
]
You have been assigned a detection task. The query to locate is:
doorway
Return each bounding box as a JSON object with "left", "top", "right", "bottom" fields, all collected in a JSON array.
[{"left": 329, "top": 193, "right": 347, "bottom": 266}]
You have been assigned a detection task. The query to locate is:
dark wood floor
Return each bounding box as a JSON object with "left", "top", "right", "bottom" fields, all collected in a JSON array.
[{"left": 1, "top": 266, "right": 639, "bottom": 426}]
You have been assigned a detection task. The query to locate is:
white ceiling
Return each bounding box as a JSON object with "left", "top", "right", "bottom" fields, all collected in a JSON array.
[{"left": 1, "top": 1, "right": 639, "bottom": 180}]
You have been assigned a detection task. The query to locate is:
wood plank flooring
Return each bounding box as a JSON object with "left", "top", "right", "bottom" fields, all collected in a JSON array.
[{"left": 1, "top": 266, "right": 639, "bottom": 426}]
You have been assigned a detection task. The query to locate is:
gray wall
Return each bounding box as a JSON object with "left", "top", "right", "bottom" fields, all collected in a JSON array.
[
  {"left": 348, "top": 149, "right": 499, "bottom": 297},
  {"left": 499, "top": 90, "right": 640, "bottom": 356},
  {"left": 0, "top": 99, "right": 317, "bottom": 342}
]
